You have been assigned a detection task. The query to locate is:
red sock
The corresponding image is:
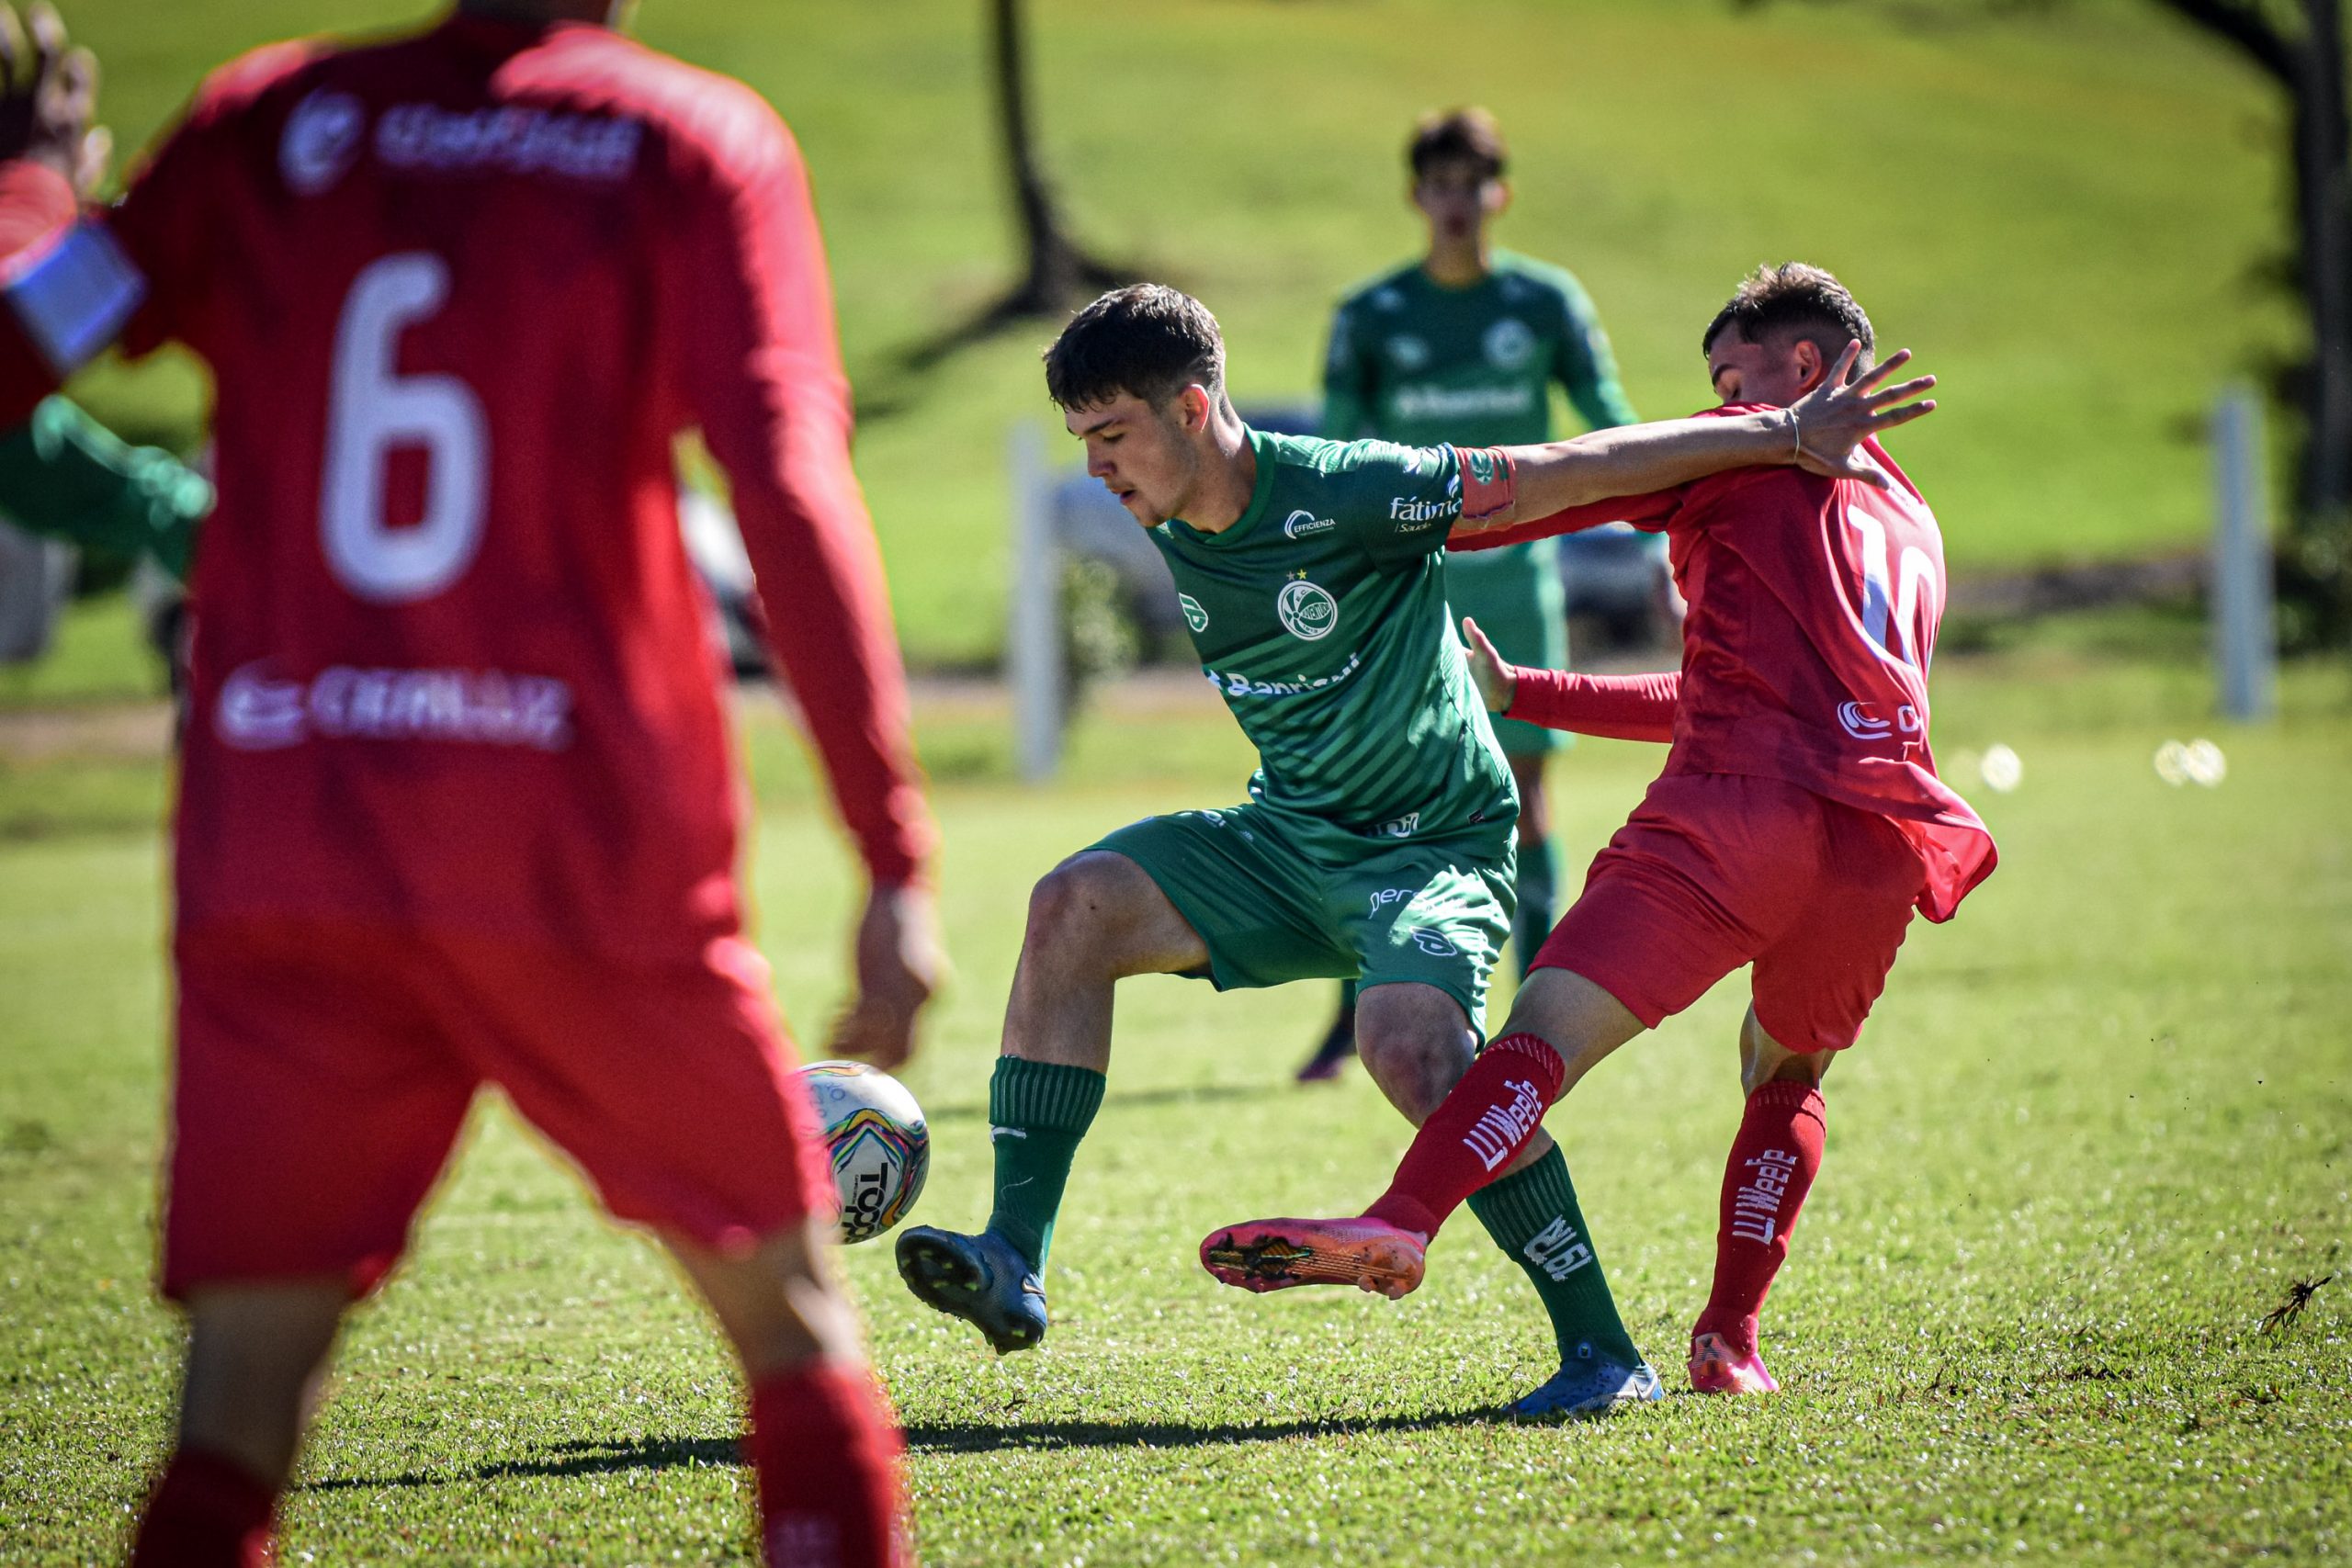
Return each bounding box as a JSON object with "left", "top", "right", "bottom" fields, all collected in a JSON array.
[
  {"left": 1365, "top": 1032, "right": 1566, "bottom": 1238},
  {"left": 1693, "top": 1079, "right": 1826, "bottom": 1358},
  {"left": 746, "top": 1361, "right": 909, "bottom": 1568},
  {"left": 129, "top": 1447, "right": 277, "bottom": 1568}
]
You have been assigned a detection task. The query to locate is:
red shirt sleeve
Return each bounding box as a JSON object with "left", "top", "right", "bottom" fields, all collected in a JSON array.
[
  {"left": 1506, "top": 668, "right": 1679, "bottom": 742},
  {"left": 1451, "top": 484, "right": 1682, "bottom": 554},
  {"left": 662, "top": 99, "right": 935, "bottom": 887}
]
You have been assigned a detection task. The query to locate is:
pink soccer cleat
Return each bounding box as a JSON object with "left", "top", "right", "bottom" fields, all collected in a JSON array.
[
  {"left": 1200, "top": 1216, "right": 1427, "bottom": 1300},
  {"left": 1688, "top": 1330, "right": 1781, "bottom": 1394}
]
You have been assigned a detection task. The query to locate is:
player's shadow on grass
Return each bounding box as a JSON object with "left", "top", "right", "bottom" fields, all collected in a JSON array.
[
  {"left": 303, "top": 1408, "right": 1502, "bottom": 1491},
  {"left": 926, "top": 1082, "right": 1264, "bottom": 1125}
]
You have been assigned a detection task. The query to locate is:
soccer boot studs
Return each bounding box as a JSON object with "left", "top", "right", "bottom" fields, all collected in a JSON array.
[{"left": 895, "top": 1226, "right": 1050, "bottom": 1355}]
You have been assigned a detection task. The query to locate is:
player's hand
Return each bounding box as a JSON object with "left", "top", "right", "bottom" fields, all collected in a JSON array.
[
  {"left": 828, "top": 882, "right": 947, "bottom": 1072},
  {"left": 1786, "top": 343, "right": 1936, "bottom": 489},
  {"left": 0, "top": 3, "right": 109, "bottom": 198},
  {"left": 1460, "top": 616, "right": 1516, "bottom": 715}
]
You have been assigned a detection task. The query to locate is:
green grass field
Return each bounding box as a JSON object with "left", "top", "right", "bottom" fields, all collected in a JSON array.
[
  {"left": 5, "top": 635, "right": 2348, "bottom": 1564},
  {"left": 51, "top": 0, "right": 2290, "bottom": 663}
]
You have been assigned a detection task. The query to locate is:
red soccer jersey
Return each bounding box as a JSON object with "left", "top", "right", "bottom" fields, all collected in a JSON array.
[
  {"left": 16, "top": 16, "right": 933, "bottom": 958},
  {"left": 1460, "top": 412, "right": 1995, "bottom": 921}
]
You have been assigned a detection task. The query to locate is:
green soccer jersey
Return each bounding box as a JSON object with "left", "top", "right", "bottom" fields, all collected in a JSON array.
[
  {"left": 1149, "top": 428, "right": 1515, "bottom": 854},
  {"left": 1321, "top": 249, "right": 1636, "bottom": 450},
  {"left": 1320, "top": 251, "right": 1639, "bottom": 613}
]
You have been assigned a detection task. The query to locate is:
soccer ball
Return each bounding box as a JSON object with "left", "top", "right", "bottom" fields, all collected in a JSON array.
[{"left": 797, "top": 1060, "right": 929, "bottom": 1244}]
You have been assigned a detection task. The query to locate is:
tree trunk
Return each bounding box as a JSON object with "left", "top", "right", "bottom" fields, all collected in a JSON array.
[
  {"left": 2292, "top": 0, "right": 2352, "bottom": 522},
  {"left": 989, "top": 0, "right": 1096, "bottom": 314}
]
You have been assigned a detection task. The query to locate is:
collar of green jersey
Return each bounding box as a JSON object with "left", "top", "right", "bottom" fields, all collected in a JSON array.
[{"left": 1167, "top": 427, "right": 1278, "bottom": 547}]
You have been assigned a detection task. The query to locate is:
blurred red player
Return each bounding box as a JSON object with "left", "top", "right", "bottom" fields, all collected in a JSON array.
[{"left": 0, "top": 0, "right": 940, "bottom": 1562}]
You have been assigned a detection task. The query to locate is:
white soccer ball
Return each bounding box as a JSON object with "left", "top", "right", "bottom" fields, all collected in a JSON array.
[{"left": 797, "top": 1060, "right": 930, "bottom": 1245}]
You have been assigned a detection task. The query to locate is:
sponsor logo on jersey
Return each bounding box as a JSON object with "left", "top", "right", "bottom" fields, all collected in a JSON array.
[
  {"left": 1178, "top": 592, "right": 1209, "bottom": 633},
  {"left": 1377, "top": 812, "right": 1420, "bottom": 840},
  {"left": 1283, "top": 509, "right": 1337, "bottom": 541},
  {"left": 1837, "top": 700, "right": 1922, "bottom": 741},
  {"left": 1385, "top": 334, "right": 1430, "bottom": 371},
  {"left": 215, "top": 660, "right": 572, "bottom": 752},
  {"left": 1275, "top": 580, "right": 1340, "bottom": 640},
  {"left": 1483, "top": 317, "right": 1536, "bottom": 370},
  {"left": 1389, "top": 473, "right": 1464, "bottom": 530},
  {"left": 377, "top": 103, "right": 643, "bottom": 182},
  {"left": 281, "top": 90, "right": 367, "bottom": 196},
  {"left": 1367, "top": 886, "right": 1413, "bottom": 915},
  {"left": 1408, "top": 927, "right": 1458, "bottom": 957},
  {"left": 1392, "top": 383, "right": 1537, "bottom": 423},
  {"left": 1202, "top": 650, "right": 1362, "bottom": 700}
]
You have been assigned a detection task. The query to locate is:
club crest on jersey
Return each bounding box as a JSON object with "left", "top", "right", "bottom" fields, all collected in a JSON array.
[
  {"left": 1276, "top": 580, "right": 1340, "bottom": 641},
  {"left": 1283, "top": 509, "right": 1336, "bottom": 541},
  {"left": 281, "top": 90, "right": 366, "bottom": 197},
  {"left": 1483, "top": 317, "right": 1536, "bottom": 370},
  {"left": 1178, "top": 593, "right": 1209, "bottom": 633}
]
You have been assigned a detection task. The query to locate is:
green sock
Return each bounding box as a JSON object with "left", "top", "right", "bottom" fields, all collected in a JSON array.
[
  {"left": 1509, "top": 835, "right": 1560, "bottom": 980},
  {"left": 983, "top": 1056, "right": 1107, "bottom": 1275},
  {"left": 1467, "top": 1144, "right": 1645, "bottom": 1371}
]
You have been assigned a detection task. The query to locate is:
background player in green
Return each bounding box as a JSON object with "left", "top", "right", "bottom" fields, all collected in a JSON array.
[
  {"left": 893, "top": 283, "right": 1924, "bottom": 1414},
  {"left": 1302, "top": 108, "right": 1641, "bottom": 1080}
]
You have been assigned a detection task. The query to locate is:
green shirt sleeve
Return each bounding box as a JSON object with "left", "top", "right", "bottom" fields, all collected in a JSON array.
[
  {"left": 1319, "top": 299, "right": 1377, "bottom": 440},
  {"left": 0, "top": 398, "right": 210, "bottom": 581},
  {"left": 1551, "top": 276, "right": 1639, "bottom": 432},
  {"left": 1329, "top": 438, "right": 1460, "bottom": 566}
]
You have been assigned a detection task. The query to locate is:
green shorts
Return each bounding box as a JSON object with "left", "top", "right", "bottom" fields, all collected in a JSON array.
[
  {"left": 1092, "top": 804, "right": 1515, "bottom": 1029},
  {"left": 1447, "top": 541, "right": 1568, "bottom": 759}
]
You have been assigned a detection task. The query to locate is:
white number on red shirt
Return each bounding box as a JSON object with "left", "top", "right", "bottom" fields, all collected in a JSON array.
[
  {"left": 321, "top": 253, "right": 488, "bottom": 603},
  {"left": 1845, "top": 506, "right": 1940, "bottom": 674}
]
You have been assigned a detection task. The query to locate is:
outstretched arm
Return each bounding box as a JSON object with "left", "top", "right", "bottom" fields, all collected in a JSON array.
[
  {"left": 1453, "top": 344, "right": 1935, "bottom": 535},
  {"left": 668, "top": 105, "right": 944, "bottom": 1067},
  {"left": 1462, "top": 616, "right": 1677, "bottom": 742}
]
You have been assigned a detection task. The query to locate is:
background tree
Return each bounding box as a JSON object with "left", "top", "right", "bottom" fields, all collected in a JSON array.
[
  {"left": 2157, "top": 0, "right": 2350, "bottom": 644},
  {"left": 1743, "top": 0, "right": 2349, "bottom": 642}
]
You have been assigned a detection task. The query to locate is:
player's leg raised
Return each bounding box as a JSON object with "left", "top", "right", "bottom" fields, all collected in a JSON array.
[{"left": 900, "top": 814, "right": 1352, "bottom": 1354}]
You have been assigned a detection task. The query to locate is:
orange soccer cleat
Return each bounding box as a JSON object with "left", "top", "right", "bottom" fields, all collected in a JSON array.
[
  {"left": 1199, "top": 1215, "right": 1428, "bottom": 1300},
  {"left": 1688, "top": 1330, "right": 1781, "bottom": 1394}
]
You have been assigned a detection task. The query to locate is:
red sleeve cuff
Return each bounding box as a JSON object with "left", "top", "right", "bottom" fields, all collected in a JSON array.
[
  {"left": 1451, "top": 445, "right": 1515, "bottom": 525},
  {"left": 0, "top": 161, "right": 78, "bottom": 265}
]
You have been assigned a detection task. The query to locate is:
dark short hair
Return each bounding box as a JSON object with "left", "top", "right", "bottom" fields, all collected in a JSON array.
[
  {"left": 1702, "top": 263, "right": 1875, "bottom": 379},
  {"left": 1044, "top": 284, "right": 1227, "bottom": 411},
  {"left": 1408, "top": 107, "right": 1507, "bottom": 181}
]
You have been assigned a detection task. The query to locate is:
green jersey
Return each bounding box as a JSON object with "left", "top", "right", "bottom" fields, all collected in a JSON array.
[
  {"left": 1149, "top": 428, "right": 1515, "bottom": 852},
  {"left": 1321, "top": 250, "right": 1637, "bottom": 449}
]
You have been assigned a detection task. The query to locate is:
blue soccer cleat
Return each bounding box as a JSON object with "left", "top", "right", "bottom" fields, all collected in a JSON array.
[
  {"left": 1510, "top": 1341, "right": 1666, "bottom": 1417},
  {"left": 894, "top": 1225, "right": 1050, "bottom": 1355}
]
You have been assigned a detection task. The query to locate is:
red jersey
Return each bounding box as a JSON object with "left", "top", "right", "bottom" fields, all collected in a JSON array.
[
  {"left": 4, "top": 16, "right": 933, "bottom": 958},
  {"left": 1461, "top": 413, "right": 1995, "bottom": 921}
]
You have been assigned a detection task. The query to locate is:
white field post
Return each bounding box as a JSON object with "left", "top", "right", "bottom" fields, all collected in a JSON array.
[
  {"left": 2211, "top": 385, "right": 2278, "bottom": 722},
  {"left": 1008, "top": 419, "right": 1064, "bottom": 781}
]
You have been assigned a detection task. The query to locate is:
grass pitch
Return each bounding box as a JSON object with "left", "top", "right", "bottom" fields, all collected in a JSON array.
[{"left": 3, "top": 637, "right": 2348, "bottom": 1564}]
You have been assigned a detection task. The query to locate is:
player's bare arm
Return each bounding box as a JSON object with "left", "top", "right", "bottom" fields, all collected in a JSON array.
[
  {"left": 1455, "top": 343, "right": 1935, "bottom": 534},
  {"left": 0, "top": 2, "right": 105, "bottom": 198}
]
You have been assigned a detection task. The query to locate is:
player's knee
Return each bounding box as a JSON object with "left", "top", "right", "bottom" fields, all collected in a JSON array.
[
  {"left": 1024, "top": 855, "right": 1124, "bottom": 953},
  {"left": 1354, "top": 1002, "right": 1475, "bottom": 1122}
]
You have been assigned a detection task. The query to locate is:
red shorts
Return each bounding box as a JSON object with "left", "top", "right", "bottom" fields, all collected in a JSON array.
[
  {"left": 164, "top": 917, "right": 831, "bottom": 1301},
  {"left": 1534, "top": 772, "right": 1925, "bottom": 1053}
]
